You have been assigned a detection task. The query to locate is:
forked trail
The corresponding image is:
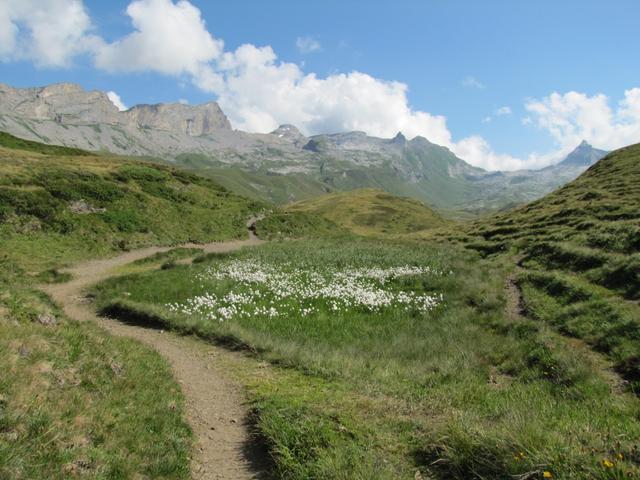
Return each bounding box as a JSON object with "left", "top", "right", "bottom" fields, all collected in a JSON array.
[{"left": 42, "top": 234, "right": 268, "bottom": 480}]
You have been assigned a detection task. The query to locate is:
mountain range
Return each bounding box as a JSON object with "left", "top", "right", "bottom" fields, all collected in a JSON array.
[{"left": 0, "top": 82, "right": 607, "bottom": 214}]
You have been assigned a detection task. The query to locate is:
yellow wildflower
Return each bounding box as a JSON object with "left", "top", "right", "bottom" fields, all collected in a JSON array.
[
  {"left": 602, "top": 459, "right": 615, "bottom": 468},
  {"left": 543, "top": 471, "right": 553, "bottom": 478}
]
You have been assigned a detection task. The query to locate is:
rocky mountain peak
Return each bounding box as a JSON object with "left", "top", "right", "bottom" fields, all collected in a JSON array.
[
  {"left": 0, "top": 82, "right": 120, "bottom": 124},
  {"left": 559, "top": 140, "right": 608, "bottom": 167},
  {"left": 388, "top": 131, "right": 407, "bottom": 145},
  {"left": 122, "top": 102, "right": 231, "bottom": 136},
  {"left": 39, "top": 83, "right": 85, "bottom": 97},
  {"left": 270, "top": 124, "right": 307, "bottom": 144},
  {"left": 0, "top": 83, "right": 231, "bottom": 136}
]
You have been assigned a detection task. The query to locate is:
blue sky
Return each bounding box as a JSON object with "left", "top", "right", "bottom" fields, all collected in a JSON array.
[{"left": 1, "top": 0, "right": 639, "bottom": 170}]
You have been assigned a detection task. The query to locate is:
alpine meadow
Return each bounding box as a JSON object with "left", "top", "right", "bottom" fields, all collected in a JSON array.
[{"left": 1, "top": 1, "right": 639, "bottom": 479}]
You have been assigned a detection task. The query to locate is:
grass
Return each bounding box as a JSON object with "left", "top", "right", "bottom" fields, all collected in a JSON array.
[
  {"left": 283, "top": 188, "right": 447, "bottom": 236},
  {"left": 0, "top": 269, "right": 191, "bottom": 479},
  {"left": 92, "top": 238, "right": 640, "bottom": 479},
  {"left": 2, "top": 131, "right": 640, "bottom": 479},
  {"left": 254, "top": 210, "right": 345, "bottom": 240},
  {"left": 0, "top": 142, "right": 264, "bottom": 272},
  {"left": 0, "top": 131, "right": 92, "bottom": 157},
  {"left": 0, "top": 134, "right": 268, "bottom": 478},
  {"left": 463, "top": 143, "right": 640, "bottom": 394}
]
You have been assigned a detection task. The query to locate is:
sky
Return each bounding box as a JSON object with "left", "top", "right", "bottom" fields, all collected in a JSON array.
[{"left": 1, "top": 0, "right": 639, "bottom": 171}]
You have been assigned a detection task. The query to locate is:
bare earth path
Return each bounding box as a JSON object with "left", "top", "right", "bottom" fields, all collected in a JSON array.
[{"left": 42, "top": 235, "right": 268, "bottom": 480}]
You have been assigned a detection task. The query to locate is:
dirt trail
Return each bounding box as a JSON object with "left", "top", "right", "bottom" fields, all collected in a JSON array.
[{"left": 42, "top": 233, "right": 269, "bottom": 480}]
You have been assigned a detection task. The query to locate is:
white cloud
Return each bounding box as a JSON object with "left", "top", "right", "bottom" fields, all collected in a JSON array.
[
  {"left": 4, "top": 0, "right": 640, "bottom": 172},
  {"left": 296, "top": 36, "right": 321, "bottom": 54},
  {"left": 205, "top": 44, "right": 453, "bottom": 146},
  {"left": 525, "top": 89, "right": 640, "bottom": 151},
  {"left": 0, "top": 0, "right": 521, "bottom": 170},
  {"left": 461, "top": 76, "right": 485, "bottom": 89},
  {"left": 452, "top": 136, "right": 561, "bottom": 172},
  {"left": 107, "top": 91, "right": 127, "bottom": 111},
  {"left": 482, "top": 116, "right": 492, "bottom": 123},
  {"left": 0, "top": 0, "right": 97, "bottom": 67},
  {"left": 178, "top": 98, "right": 189, "bottom": 105},
  {"left": 94, "top": 0, "right": 223, "bottom": 76}
]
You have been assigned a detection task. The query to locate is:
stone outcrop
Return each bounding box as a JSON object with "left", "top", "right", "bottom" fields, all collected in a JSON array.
[
  {"left": 0, "top": 83, "right": 120, "bottom": 124},
  {"left": 0, "top": 82, "right": 231, "bottom": 135},
  {"left": 123, "top": 102, "right": 231, "bottom": 136}
]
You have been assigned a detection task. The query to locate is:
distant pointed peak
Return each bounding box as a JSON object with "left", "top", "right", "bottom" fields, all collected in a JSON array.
[
  {"left": 559, "top": 139, "right": 608, "bottom": 167},
  {"left": 270, "top": 124, "right": 306, "bottom": 142},
  {"left": 386, "top": 131, "right": 407, "bottom": 146},
  {"left": 271, "top": 124, "right": 302, "bottom": 134}
]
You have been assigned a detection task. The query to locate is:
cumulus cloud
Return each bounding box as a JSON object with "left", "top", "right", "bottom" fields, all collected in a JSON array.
[
  {"left": 0, "top": 0, "right": 97, "bottom": 67},
  {"left": 0, "top": 0, "right": 523, "bottom": 170},
  {"left": 453, "top": 136, "right": 560, "bottom": 172},
  {"left": 461, "top": 76, "right": 485, "bottom": 89},
  {"left": 296, "top": 36, "right": 322, "bottom": 54},
  {"left": 525, "top": 89, "right": 640, "bottom": 151},
  {"left": 94, "top": 0, "right": 223, "bottom": 76},
  {"left": 107, "top": 91, "right": 127, "bottom": 111},
  {"left": 206, "top": 44, "right": 453, "bottom": 146},
  {"left": 4, "top": 0, "right": 640, "bottom": 172}
]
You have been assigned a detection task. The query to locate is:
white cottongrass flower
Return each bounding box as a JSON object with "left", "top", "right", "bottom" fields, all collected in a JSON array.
[{"left": 166, "top": 259, "right": 444, "bottom": 322}]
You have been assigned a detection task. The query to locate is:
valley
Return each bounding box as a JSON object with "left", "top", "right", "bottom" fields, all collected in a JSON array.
[
  {"left": 2, "top": 1, "right": 638, "bottom": 478},
  {"left": 0, "top": 129, "right": 638, "bottom": 479},
  {"left": 0, "top": 83, "right": 607, "bottom": 215}
]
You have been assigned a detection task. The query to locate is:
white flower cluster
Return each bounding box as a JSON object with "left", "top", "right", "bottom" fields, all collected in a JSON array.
[{"left": 166, "top": 259, "right": 443, "bottom": 323}]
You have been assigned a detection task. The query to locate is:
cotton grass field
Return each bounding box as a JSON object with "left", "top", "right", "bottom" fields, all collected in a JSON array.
[{"left": 93, "top": 239, "right": 640, "bottom": 479}]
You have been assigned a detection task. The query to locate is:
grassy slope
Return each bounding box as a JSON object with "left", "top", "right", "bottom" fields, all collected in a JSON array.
[
  {"left": 89, "top": 144, "right": 640, "bottom": 479},
  {"left": 0, "top": 276, "right": 191, "bottom": 479},
  {"left": 93, "top": 236, "right": 640, "bottom": 479},
  {"left": 4, "top": 130, "right": 640, "bottom": 478},
  {"left": 465, "top": 143, "right": 640, "bottom": 390},
  {"left": 199, "top": 166, "right": 332, "bottom": 205},
  {"left": 0, "top": 133, "right": 264, "bottom": 478},
  {"left": 174, "top": 149, "right": 499, "bottom": 217},
  {"left": 0, "top": 136, "right": 263, "bottom": 272},
  {"left": 283, "top": 188, "right": 446, "bottom": 236},
  {"left": 0, "top": 131, "right": 92, "bottom": 157}
]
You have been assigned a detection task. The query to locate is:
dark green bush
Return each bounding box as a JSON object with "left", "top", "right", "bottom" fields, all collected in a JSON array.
[
  {"left": 115, "top": 165, "right": 169, "bottom": 182},
  {"left": 0, "top": 187, "right": 59, "bottom": 224},
  {"left": 101, "top": 208, "right": 148, "bottom": 233},
  {"left": 37, "top": 170, "right": 124, "bottom": 203}
]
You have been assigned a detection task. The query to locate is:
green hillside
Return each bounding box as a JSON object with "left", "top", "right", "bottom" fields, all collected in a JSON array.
[
  {"left": 0, "top": 133, "right": 264, "bottom": 478},
  {"left": 174, "top": 136, "right": 586, "bottom": 219},
  {"left": 0, "top": 134, "right": 263, "bottom": 271},
  {"left": 466, "top": 143, "right": 640, "bottom": 388},
  {"left": 3, "top": 131, "right": 640, "bottom": 479},
  {"left": 0, "top": 130, "right": 93, "bottom": 157},
  {"left": 285, "top": 188, "right": 446, "bottom": 236},
  {"left": 90, "top": 147, "right": 640, "bottom": 478},
  {"left": 174, "top": 141, "right": 510, "bottom": 217}
]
